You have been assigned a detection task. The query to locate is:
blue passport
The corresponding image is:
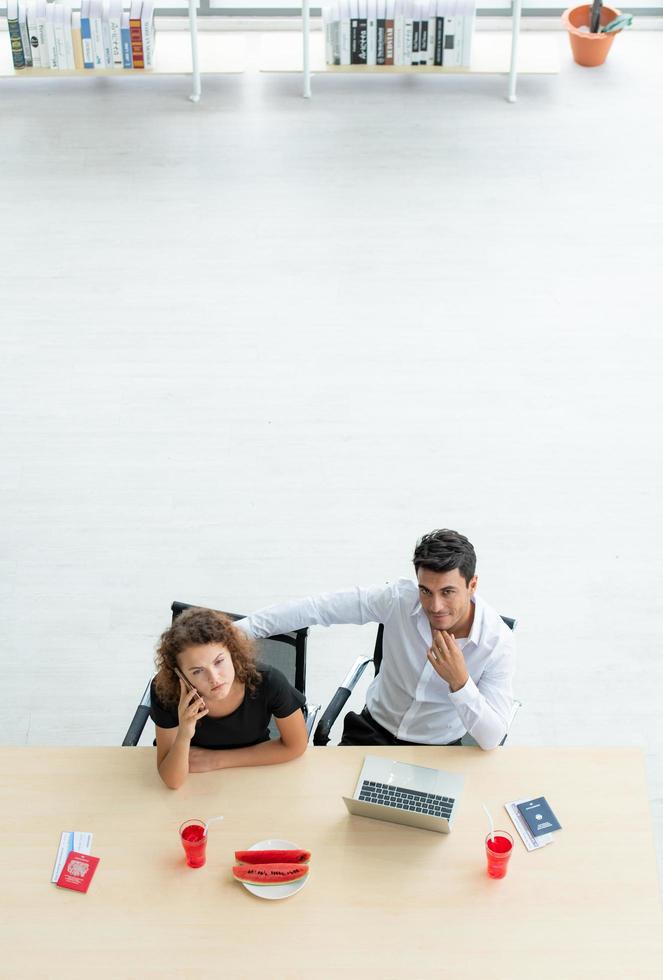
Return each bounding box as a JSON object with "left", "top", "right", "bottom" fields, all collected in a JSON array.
[{"left": 517, "top": 797, "right": 562, "bottom": 836}]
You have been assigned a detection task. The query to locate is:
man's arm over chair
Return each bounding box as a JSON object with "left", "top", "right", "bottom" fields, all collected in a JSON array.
[{"left": 234, "top": 583, "right": 396, "bottom": 639}]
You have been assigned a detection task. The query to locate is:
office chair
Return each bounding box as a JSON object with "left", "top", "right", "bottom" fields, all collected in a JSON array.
[
  {"left": 122, "top": 601, "right": 320, "bottom": 746},
  {"left": 312, "top": 616, "right": 521, "bottom": 747}
]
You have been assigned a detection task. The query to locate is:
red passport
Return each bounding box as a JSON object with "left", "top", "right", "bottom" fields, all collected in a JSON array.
[{"left": 56, "top": 851, "right": 100, "bottom": 893}]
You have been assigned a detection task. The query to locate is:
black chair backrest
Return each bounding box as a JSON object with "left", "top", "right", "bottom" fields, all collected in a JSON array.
[
  {"left": 372, "top": 614, "right": 516, "bottom": 674},
  {"left": 171, "top": 602, "right": 308, "bottom": 696}
]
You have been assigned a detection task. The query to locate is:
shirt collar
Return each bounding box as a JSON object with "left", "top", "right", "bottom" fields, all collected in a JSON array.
[{"left": 465, "top": 593, "right": 482, "bottom": 647}]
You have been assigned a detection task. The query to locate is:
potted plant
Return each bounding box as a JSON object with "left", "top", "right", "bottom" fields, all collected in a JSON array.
[{"left": 561, "top": 0, "right": 632, "bottom": 67}]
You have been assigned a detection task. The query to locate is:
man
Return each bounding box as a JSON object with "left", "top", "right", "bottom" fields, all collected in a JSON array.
[{"left": 235, "top": 529, "right": 515, "bottom": 750}]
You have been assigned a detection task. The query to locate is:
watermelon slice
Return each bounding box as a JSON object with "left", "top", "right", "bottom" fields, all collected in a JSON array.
[
  {"left": 232, "top": 863, "right": 309, "bottom": 886},
  {"left": 234, "top": 849, "right": 311, "bottom": 865}
]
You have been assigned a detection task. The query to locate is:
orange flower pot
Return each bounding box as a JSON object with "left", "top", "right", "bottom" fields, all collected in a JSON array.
[{"left": 562, "top": 4, "right": 621, "bottom": 67}]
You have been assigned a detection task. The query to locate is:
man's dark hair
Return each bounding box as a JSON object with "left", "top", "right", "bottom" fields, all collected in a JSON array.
[{"left": 412, "top": 529, "right": 477, "bottom": 584}]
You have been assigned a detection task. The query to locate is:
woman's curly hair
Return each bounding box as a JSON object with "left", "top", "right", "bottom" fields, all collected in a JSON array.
[{"left": 154, "top": 607, "right": 261, "bottom": 709}]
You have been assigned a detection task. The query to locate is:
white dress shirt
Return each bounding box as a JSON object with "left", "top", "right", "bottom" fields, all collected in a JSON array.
[{"left": 236, "top": 578, "right": 515, "bottom": 750}]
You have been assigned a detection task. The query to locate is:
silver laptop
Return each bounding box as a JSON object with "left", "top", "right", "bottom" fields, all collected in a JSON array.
[{"left": 342, "top": 755, "right": 464, "bottom": 834}]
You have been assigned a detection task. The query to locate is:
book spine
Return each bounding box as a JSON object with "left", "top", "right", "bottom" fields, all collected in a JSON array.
[
  {"left": 367, "top": 5, "right": 376, "bottom": 65},
  {"left": 393, "top": 14, "right": 404, "bottom": 66},
  {"left": 444, "top": 15, "right": 455, "bottom": 67},
  {"left": 81, "top": 16, "right": 94, "bottom": 67},
  {"left": 72, "top": 11, "right": 84, "bottom": 68},
  {"left": 45, "top": 2, "right": 58, "bottom": 67},
  {"left": 63, "top": 6, "right": 76, "bottom": 68},
  {"left": 350, "top": 18, "right": 358, "bottom": 63},
  {"left": 426, "top": 15, "right": 435, "bottom": 64},
  {"left": 27, "top": 2, "right": 41, "bottom": 68},
  {"left": 101, "top": 10, "right": 113, "bottom": 66},
  {"left": 453, "top": 15, "right": 463, "bottom": 66},
  {"left": 384, "top": 17, "right": 394, "bottom": 65},
  {"left": 332, "top": 18, "right": 341, "bottom": 64},
  {"left": 376, "top": 17, "right": 385, "bottom": 64},
  {"left": 121, "top": 14, "right": 132, "bottom": 67},
  {"left": 90, "top": 13, "right": 104, "bottom": 67},
  {"left": 340, "top": 18, "right": 351, "bottom": 64},
  {"left": 18, "top": 1, "right": 33, "bottom": 67},
  {"left": 8, "top": 12, "right": 26, "bottom": 69},
  {"left": 434, "top": 14, "right": 443, "bottom": 65},
  {"left": 323, "top": 8, "right": 332, "bottom": 64},
  {"left": 129, "top": 16, "right": 144, "bottom": 68},
  {"left": 141, "top": 9, "right": 154, "bottom": 68},
  {"left": 403, "top": 16, "right": 413, "bottom": 66},
  {"left": 109, "top": 14, "right": 123, "bottom": 66},
  {"left": 357, "top": 18, "right": 367, "bottom": 63},
  {"left": 54, "top": 6, "right": 66, "bottom": 69},
  {"left": 419, "top": 19, "right": 427, "bottom": 65},
  {"left": 37, "top": 20, "right": 48, "bottom": 66}
]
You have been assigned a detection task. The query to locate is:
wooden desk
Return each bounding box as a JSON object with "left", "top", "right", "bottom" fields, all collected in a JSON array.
[{"left": 2, "top": 746, "right": 662, "bottom": 978}]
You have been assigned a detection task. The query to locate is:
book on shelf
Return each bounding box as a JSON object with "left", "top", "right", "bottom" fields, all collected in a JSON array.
[
  {"left": 63, "top": 4, "right": 77, "bottom": 67},
  {"left": 71, "top": 10, "right": 84, "bottom": 68},
  {"left": 44, "top": 0, "right": 56, "bottom": 67},
  {"left": 339, "top": 0, "right": 351, "bottom": 64},
  {"left": 109, "top": 0, "right": 124, "bottom": 67},
  {"left": 26, "top": 0, "right": 44, "bottom": 67},
  {"left": 384, "top": 0, "right": 394, "bottom": 65},
  {"left": 403, "top": 0, "right": 413, "bottom": 66},
  {"left": 129, "top": 0, "right": 145, "bottom": 68},
  {"left": 393, "top": 2, "right": 403, "bottom": 65},
  {"left": 376, "top": 0, "right": 385, "bottom": 65},
  {"left": 323, "top": 0, "right": 475, "bottom": 68},
  {"left": 367, "top": 0, "right": 376, "bottom": 66},
  {"left": 53, "top": 3, "right": 67, "bottom": 67},
  {"left": 89, "top": 0, "right": 105, "bottom": 67},
  {"left": 5, "top": 0, "right": 157, "bottom": 71},
  {"left": 18, "top": 0, "right": 33, "bottom": 67},
  {"left": 101, "top": 0, "right": 114, "bottom": 67},
  {"left": 80, "top": 0, "right": 94, "bottom": 67},
  {"left": 141, "top": 0, "right": 155, "bottom": 69},
  {"left": 350, "top": 0, "right": 368, "bottom": 65},
  {"left": 7, "top": 0, "right": 26, "bottom": 70},
  {"left": 36, "top": 0, "right": 49, "bottom": 65},
  {"left": 121, "top": 8, "right": 132, "bottom": 67}
]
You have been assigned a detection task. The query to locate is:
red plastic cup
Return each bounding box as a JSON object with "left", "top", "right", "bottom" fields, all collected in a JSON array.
[
  {"left": 180, "top": 820, "right": 207, "bottom": 868},
  {"left": 485, "top": 831, "right": 513, "bottom": 879}
]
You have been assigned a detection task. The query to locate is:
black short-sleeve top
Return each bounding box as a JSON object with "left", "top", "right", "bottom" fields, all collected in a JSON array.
[{"left": 149, "top": 664, "right": 306, "bottom": 750}]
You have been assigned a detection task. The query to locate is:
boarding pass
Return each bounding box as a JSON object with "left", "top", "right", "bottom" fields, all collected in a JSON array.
[{"left": 52, "top": 832, "right": 93, "bottom": 883}]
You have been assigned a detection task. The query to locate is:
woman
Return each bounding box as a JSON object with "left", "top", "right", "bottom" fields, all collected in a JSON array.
[{"left": 150, "top": 607, "right": 308, "bottom": 789}]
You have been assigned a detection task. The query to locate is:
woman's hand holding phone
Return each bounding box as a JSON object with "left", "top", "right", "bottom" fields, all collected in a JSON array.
[{"left": 177, "top": 678, "right": 209, "bottom": 740}]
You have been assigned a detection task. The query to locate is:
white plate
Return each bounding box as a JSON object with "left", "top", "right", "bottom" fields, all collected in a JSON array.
[{"left": 238, "top": 838, "right": 309, "bottom": 901}]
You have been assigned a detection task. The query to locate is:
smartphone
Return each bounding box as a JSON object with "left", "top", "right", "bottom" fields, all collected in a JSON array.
[{"left": 173, "top": 666, "right": 204, "bottom": 702}]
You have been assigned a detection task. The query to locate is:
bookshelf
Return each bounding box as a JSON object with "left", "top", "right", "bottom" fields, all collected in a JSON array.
[
  {"left": 288, "top": 0, "right": 548, "bottom": 102},
  {"left": 261, "top": 24, "right": 559, "bottom": 100},
  {"left": 0, "top": 1, "right": 248, "bottom": 101}
]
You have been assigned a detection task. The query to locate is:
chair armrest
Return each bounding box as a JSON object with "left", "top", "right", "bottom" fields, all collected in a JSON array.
[
  {"left": 305, "top": 704, "right": 321, "bottom": 741},
  {"left": 122, "top": 705, "right": 151, "bottom": 746},
  {"left": 122, "top": 679, "right": 152, "bottom": 747},
  {"left": 499, "top": 698, "right": 523, "bottom": 746},
  {"left": 313, "top": 656, "right": 374, "bottom": 746}
]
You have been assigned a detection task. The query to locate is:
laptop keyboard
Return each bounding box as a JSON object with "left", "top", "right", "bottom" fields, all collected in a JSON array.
[{"left": 358, "top": 780, "right": 455, "bottom": 819}]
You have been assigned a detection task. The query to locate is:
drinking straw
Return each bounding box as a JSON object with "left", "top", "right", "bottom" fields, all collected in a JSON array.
[
  {"left": 203, "top": 816, "right": 224, "bottom": 836},
  {"left": 482, "top": 804, "right": 495, "bottom": 842},
  {"left": 590, "top": 0, "right": 602, "bottom": 33}
]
